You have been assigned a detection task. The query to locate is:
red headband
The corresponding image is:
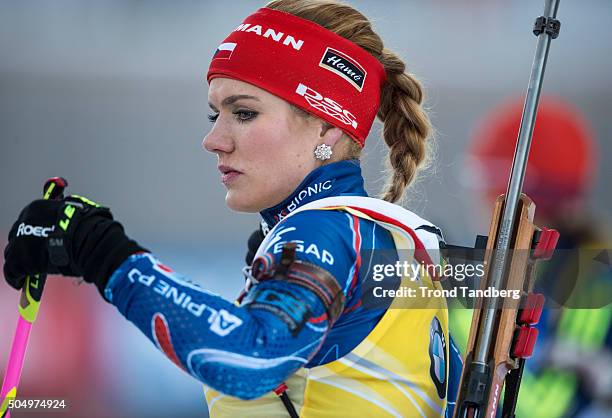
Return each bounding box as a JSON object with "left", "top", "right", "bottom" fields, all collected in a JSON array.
[{"left": 207, "top": 8, "right": 386, "bottom": 147}]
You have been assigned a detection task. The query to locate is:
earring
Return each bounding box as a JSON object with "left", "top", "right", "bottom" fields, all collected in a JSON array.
[{"left": 314, "top": 144, "right": 333, "bottom": 161}]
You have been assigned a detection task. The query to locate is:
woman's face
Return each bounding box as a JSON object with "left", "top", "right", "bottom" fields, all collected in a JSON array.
[{"left": 204, "top": 78, "right": 328, "bottom": 212}]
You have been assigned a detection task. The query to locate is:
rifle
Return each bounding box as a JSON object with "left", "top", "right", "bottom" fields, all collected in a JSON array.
[{"left": 453, "top": 1, "right": 562, "bottom": 417}]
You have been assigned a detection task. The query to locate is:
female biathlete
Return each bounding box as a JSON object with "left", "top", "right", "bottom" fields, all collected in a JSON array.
[{"left": 3, "top": 1, "right": 462, "bottom": 416}]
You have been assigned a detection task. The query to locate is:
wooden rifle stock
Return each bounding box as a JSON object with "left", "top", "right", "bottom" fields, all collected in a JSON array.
[{"left": 454, "top": 195, "right": 558, "bottom": 418}]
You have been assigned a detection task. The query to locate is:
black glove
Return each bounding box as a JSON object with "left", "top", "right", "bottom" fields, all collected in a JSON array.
[
  {"left": 245, "top": 223, "right": 266, "bottom": 266},
  {"left": 3, "top": 199, "right": 63, "bottom": 284},
  {"left": 3, "top": 195, "right": 145, "bottom": 297}
]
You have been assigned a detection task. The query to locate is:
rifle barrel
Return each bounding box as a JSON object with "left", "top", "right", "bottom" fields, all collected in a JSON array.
[{"left": 472, "top": 0, "right": 561, "bottom": 365}]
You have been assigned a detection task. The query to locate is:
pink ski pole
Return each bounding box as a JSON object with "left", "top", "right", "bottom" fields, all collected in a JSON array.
[{"left": 1, "top": 177, "right": 67, "bottom": 418}]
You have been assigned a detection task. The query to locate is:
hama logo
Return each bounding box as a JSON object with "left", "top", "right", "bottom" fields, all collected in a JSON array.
[
  {"left": 319, "top": 47, "right": 367, "bottom": 91},
  {"left": 213, "top": 42, "right": 236, "bottom": 60},
  {"left": 295, "top": 83, "right": 358, "bottom": 128}
]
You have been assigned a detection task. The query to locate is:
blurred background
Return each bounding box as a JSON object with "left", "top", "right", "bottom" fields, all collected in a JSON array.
[{"left": 1, "top": 0, "right": 610, "bottom": 417}]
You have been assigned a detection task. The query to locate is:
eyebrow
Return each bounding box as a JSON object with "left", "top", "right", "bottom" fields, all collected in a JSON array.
[{"left": 209, "top": 94, "right": 260, "bottom": 110}]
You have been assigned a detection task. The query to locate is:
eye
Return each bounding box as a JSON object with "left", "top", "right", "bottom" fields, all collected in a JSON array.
[
  {"left": 207, "top": 113, "right": 219, "bottom": 123},
  {"left": 233, "top": 110, "right": 258, "bottom": 122}
]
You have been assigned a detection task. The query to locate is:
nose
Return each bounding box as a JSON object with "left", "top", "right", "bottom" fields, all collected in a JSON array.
[{"left": 202, "top": 122, "right": 235, "bottom": 154}]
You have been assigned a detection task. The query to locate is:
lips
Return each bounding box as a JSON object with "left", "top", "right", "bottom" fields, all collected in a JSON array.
[{"left": 218, "top": 164, "right": 243, "bottom": 185}]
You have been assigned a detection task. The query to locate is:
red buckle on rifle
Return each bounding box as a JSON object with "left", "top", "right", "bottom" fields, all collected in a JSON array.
[
  {"left": 533, "top": 227, "right": 560, "bottom": 259},
  {"left": 512, "top": 326, "right": 539, "bottom": 358},
  {"left": 518, "top": 293, "right": 545, "bottom": 325}
]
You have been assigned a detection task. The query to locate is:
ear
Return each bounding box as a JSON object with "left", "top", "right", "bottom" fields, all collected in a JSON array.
[{"left": 319, "top": 123, "right": 344, "bottom": 148}]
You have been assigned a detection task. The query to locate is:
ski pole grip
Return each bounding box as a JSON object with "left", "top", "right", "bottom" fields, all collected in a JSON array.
[{"left": 18, "top": 177, "right": 68, "bottom": 322}]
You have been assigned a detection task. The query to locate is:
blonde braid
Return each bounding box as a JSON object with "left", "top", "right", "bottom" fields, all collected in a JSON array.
[{"left": 378, "top": 49, "right": 431, "bottom": 202}]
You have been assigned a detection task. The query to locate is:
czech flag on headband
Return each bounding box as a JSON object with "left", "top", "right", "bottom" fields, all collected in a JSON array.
[{"left": 213, "top": 42, "right": 237, "bottom": 60}]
